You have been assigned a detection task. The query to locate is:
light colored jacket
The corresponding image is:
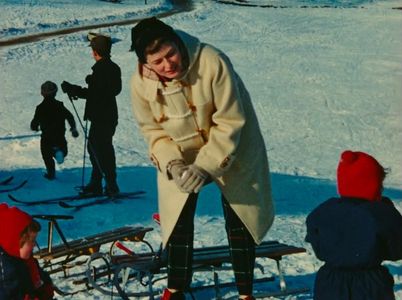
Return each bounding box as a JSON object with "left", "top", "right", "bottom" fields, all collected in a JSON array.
[{"left": 131, "top": 31, "right": 274, "bottom": 247}]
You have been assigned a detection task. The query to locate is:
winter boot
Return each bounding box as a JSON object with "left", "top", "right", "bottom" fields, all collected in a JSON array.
[
  {"left": 161, "top": 289, "right": 185, "bottom": 300},
  {"left": 239, "top": 296, "right": 255, "bottom": 300},
  {"left": 80, "top": 180, "right": 103, "bottom": 196},
  {"left": 105, "top": 180, "right": 120, "bottom": 198},
  {"left": 43, "top": 172, "right": 55, "bottom": 180},
  {"left": 53, "top": 147, "right": 65, "bottom": 164}
]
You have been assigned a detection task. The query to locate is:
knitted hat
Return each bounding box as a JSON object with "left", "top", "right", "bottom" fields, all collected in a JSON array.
[
  {"left": 337, "top": 150, "right": 385, "bottom": 201},
  {"left": 90, "top": 35, "right": 112, "bottom": 57},
  {"left": 0, "top": 203, "right": 33, "bottom": 258},
  {"left": 41, "top": 81, "right": 58, "bottom": 97},
  {"left": 130, "top": 17, "right": 177, "bottom": 62}
]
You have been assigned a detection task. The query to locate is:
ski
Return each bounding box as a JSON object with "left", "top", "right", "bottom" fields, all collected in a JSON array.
[
  {"left": 99, "top": 0, "right": 122, "bottom": 4},
  {"left": 8, "top": 192, "right": 99, "bottom": 206},
  {"left": 8, "top": 190, "right": 145, "bottom": 206},
  {"left": 0, "top": 176, "right": 13, "bottom": 185},
  {"left": 58, "top": 191, "right": 145, "bottom": 209},
  {"left": 0, "top": 180, "right": 28, "bottom": 194}
]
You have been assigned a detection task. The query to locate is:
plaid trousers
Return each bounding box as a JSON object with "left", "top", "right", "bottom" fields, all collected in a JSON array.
[{"left": 167, "top": 193, "right": 256, "bottom": 295}]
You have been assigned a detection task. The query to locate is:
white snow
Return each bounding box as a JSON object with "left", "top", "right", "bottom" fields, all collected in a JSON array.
[{"left": 0, "top": 0, "right": 401, "bottom": 299}]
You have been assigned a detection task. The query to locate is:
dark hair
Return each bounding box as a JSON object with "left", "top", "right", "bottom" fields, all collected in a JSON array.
[
  {"left": 41, "top": 81, "right": 58, "bottom": 97},
  {"left": 90, "top": 35, "right": 112, "bottom": 57},
  {"left": 131, "top": 17, "right": 185, "bottom": 64},
  {"left": 19, "top": 219, "right": 41, "bottom": 247}
]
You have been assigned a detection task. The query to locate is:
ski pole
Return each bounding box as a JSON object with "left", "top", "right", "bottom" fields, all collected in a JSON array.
[
  {"left": 81, "top": 120, "right": 88, "bottom": 188},
  {"left": 66, "top": 95, "right": 105, "bottom": 181}
]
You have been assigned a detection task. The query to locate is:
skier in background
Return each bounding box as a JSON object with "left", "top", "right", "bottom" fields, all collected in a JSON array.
[
  {"left": 306, "top": 150, "right": 402, "bottom": 300},
  {"left": 0, "top": 203, "right": 55, "bottom": 299},
  {"left": 31, "top": 81, "right": 78, "bottom": 180},
  {"left": 61, "top": 35, "right": 121, "bottom": 197},
  {"left": 130, "top": 17, "right": 274, "bottom": 300}
]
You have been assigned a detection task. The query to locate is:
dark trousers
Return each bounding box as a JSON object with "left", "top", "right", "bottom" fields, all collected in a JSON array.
[
  {"left": 167, "top": 193, "right": 256, "bottom": 295},
  {"left": 87, "top": 122, "right": 117, "bottom": 186},
  {"left": 40, "top": 137, "right": 67, "bottom": 176}
]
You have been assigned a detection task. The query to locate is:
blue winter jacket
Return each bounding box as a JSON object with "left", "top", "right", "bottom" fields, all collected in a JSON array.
[{"left": 306, "top": 197, "right": 402, "bottom": 300}]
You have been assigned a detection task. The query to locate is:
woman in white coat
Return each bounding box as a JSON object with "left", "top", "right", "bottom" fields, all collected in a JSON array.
[{"left": 130, "top": 17, "right": 274, "bottom": 300}]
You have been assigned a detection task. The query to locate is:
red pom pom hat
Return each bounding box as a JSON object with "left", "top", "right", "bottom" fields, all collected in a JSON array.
[
  {"left": 0, "top": 203, "right": 33, "bottom": 258},
  {"left": 337, "top": 150, "right": 385, "bottom": 201}
]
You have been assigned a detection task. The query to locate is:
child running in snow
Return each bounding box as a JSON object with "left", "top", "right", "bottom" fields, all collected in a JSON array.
[
  {"left": 306, "top": 150, "right": 402, "bottom": 300},
  {"left": 0, "top": 203, "right": 55, "bottom": 299},
  {"left": 31, "top": 81, "right": 79, "bottom": 180}
]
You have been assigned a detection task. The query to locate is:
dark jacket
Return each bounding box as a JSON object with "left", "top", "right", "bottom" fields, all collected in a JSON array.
[
  {"left": 0, "top": 247, "right": 34, "bottom": 300},
  {"left": 306, "top": 197, "right": 402, "bottom": 300},
  {"left": 30, "top": 97, "right": 76, "bottom": 142},
  {"left": 76, "top": 57, "right": 121, "bottom": 125}
]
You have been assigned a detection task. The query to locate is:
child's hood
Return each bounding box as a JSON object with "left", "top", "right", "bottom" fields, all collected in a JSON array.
[{"left": 0, "top": 203, "right": 32, "bottom": 258}]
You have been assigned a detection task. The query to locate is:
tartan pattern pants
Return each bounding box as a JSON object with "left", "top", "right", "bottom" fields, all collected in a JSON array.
[{"left": 167, "top": 193, "right": 256, "bottom": 295}]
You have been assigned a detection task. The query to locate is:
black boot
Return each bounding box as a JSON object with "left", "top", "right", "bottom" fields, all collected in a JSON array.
[
  {"left": 104, "top": 180, "right": 120, "bottom": 197},
  {"left": 43, "top": 172, "right": 55, "bottom": 180},
  {"left": 80, "top": 180, "right": 103, "bottom": 196}
]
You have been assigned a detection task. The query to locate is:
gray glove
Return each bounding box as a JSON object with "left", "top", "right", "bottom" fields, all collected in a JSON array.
[
  {"left": 180, "top": 164, "right": 209, "bottom": 194},
  {"left": 167, "top": 160, "right": 188, "bottom": 192}
]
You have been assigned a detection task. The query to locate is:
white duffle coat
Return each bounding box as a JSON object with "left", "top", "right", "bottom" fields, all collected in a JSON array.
[{"left": 131, "top": 31, "right": 274, "bottom": 248}]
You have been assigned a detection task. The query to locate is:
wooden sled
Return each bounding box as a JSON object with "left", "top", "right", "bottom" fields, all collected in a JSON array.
[
  {"left": 86, "top": 240, "right": 309, "bottom": 299},
  {"left": 32, "top": 214, "right": 153, "bottom": 293},
  {"left": 34, "top": 215, "right": 309, "bottom": 298}
]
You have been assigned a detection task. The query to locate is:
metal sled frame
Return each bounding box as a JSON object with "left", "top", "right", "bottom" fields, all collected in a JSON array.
[
  {"left": 87, "top": 240, "right": 309, "bottom": 299},
  {"left": 32, "top": 214, "right": 153, "bottom": 279},
  {"left": 33, "top": 215, "right": 309, "bottom": 298}
]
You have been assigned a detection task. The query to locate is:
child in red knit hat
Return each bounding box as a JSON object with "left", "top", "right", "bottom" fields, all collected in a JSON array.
[
  {"left": 0, "top": 203, "right": 54, "bottom": 300},
  {"left": 306, "top": 150, "right": 402, "bottom": 300}
]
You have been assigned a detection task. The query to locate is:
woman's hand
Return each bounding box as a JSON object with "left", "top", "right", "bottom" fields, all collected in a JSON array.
[{"left": 180, "top": 164, "right": 209, "bottom": 194}]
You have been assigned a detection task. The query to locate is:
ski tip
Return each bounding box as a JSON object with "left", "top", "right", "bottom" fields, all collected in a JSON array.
[
  {"left": 1, "top": 176, "right": 14, "bottom": 185},
  {"left": 8, "top": 193, "right": 23, "bottom": 204}
]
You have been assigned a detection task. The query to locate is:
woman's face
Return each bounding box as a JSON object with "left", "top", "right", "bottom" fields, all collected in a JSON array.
[{"left": 145, "top": 41, "right": 183, "bottom": 80}]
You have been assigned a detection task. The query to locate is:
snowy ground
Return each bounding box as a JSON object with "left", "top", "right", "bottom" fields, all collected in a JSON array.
[{"left": 0, "top": 0, "right": 402, "bottom": 299}]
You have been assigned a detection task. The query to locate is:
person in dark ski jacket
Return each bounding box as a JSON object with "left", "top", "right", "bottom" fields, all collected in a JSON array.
[
  {"left": 306, "top": 150, "right": 402, "bottom": 300},
  {"left": 61, "top": 35, "right": 122, "bottom": 197},
  {"left": 0, "top": 203, "right": 55, "bottom": 300},
  {"left": 31, "top": 81, "right": 78, "bottom": 180}
]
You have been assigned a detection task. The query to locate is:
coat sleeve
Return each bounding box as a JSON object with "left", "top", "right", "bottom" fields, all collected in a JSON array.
[
  {"left": 193, "top": 52, "right": 246, "bottom": 178},
  {"left": 378, "top": 198, "right": 402, "bottom": 261},
  {"left": 305, "top": 207, "right": 324, "bottom": 261},
  {"left": 62, "top": 105, "right": 77, "bottom": 130},
  {"left": 130, "top": 73, "right": 183, "bottom": 175},
  {"left": 30, "top": 107, "right": 40, "bottom": 131},
  {"left": 108, "top": 64, "right": 122, "bottom": 97}
]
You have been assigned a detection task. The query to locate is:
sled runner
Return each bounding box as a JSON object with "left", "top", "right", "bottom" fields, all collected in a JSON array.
[{"left": 104, "top": 240, "right": 309, "bottom": 299}]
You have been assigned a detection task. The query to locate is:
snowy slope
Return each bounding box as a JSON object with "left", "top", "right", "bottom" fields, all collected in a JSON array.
[{"left": 0, "top": 0, "right": 401, "bottom": 299}]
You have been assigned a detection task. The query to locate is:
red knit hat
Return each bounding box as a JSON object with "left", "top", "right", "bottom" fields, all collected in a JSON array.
[
  {"left": 0, "top": 203, "right": 33, "bottom": 258},
  {"left": 337, "top": 150, "right": 385, "bottom": 201}
]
